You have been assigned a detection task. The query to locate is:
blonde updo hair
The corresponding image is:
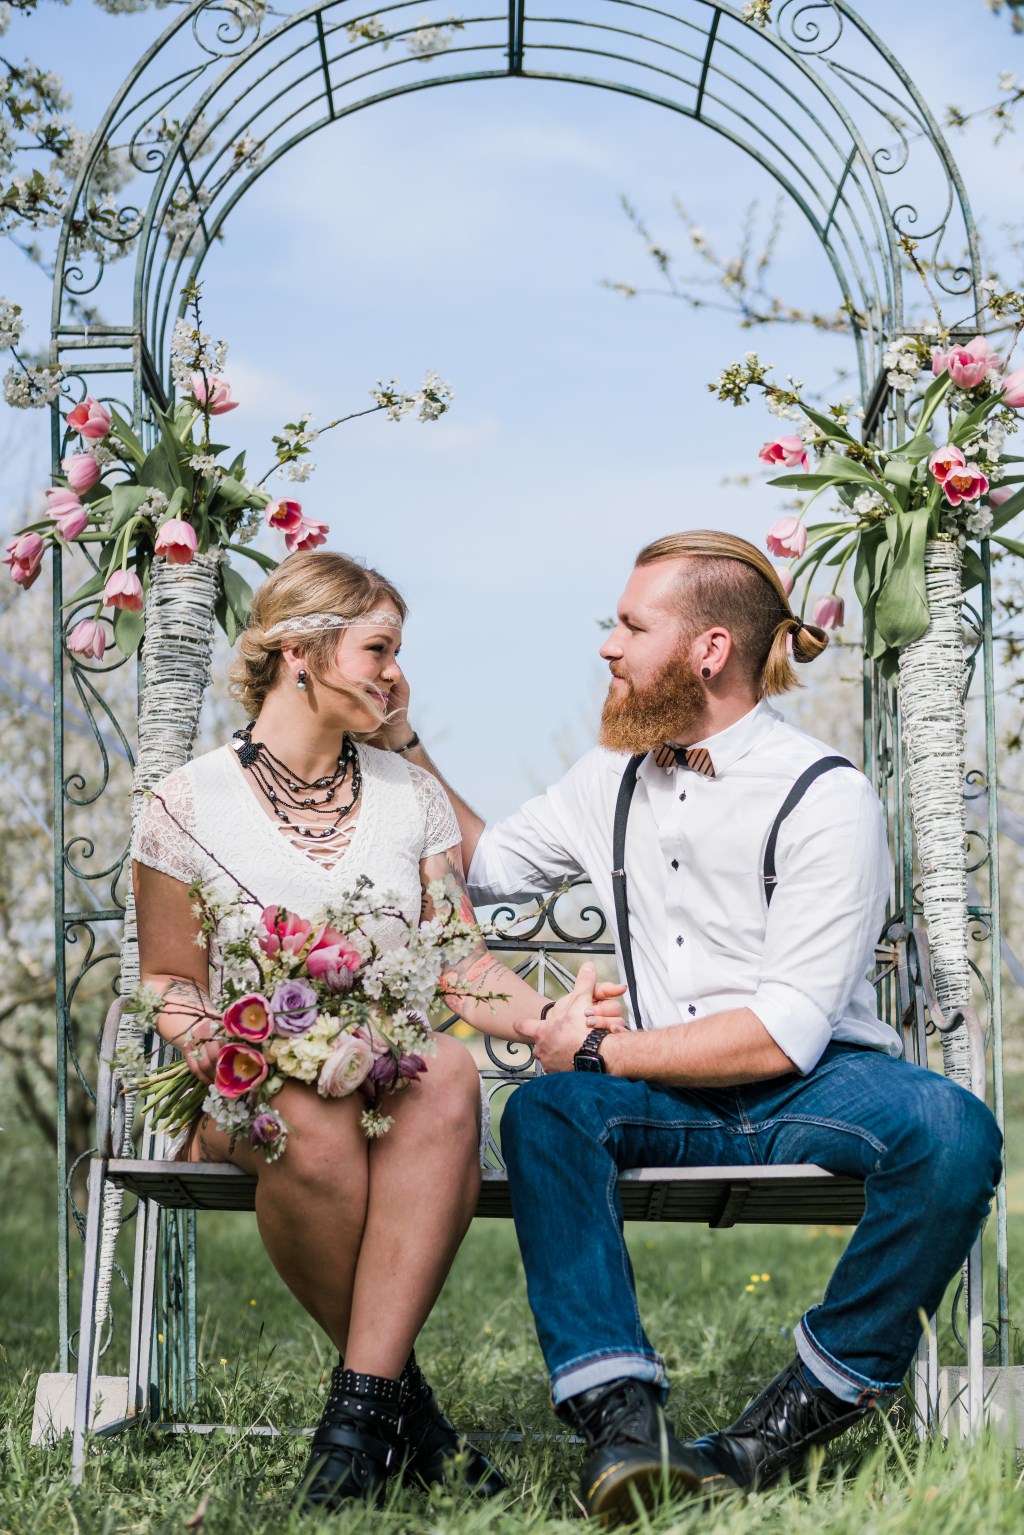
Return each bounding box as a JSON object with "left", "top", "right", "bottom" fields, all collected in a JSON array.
[
  {"left": 229, "top": 550, "right": 407, "bottom": 727},
  {"left": 636, "top": 530, "right": 828, "bottom": 696}
]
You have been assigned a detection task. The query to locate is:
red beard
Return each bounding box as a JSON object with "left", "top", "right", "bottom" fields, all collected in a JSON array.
[{"left": 599, "top": 654, "right": 708, "bottom": 755}]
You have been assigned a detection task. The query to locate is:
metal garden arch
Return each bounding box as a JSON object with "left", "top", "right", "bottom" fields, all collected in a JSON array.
[{"left": 47, "top": 0, "right": 1009, "bottom": 1432}]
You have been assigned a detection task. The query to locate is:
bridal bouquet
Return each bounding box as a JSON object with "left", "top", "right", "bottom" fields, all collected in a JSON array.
[{"left": 117, "top": 874, "right": 484, "bottom": 1157}]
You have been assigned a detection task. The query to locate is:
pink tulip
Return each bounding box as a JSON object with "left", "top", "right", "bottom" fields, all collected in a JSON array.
[
  {"left": 943, "top": 463, "right": 989, "bottom": 507},
  {"left": 285, "top": 515, "right": 329, "bottom": 555},
  {"left": 318, "top": 1034, "right": 374, "bottom": 1099},
  {"left": 758, "top": 435, "right": 809, "bottom": 471},
  {"left": 190, "top": 372, "right": 239, "bottom": 414},
  {"left": 46, "top": 487, "right": 89, "bottom": 541},
  {"left": 154, "top": 518, "right": 198, "bottom": 566},
  {"left": 62, "top": 452, "right": 102, "bottom": 494},
  {"left": 214, "top": 1043, "right": 269, "bottom": 1099},
  {"left": 1001, "top": 368, "right": 1024, "bottom": 408},
  {"left": 222, "top": 994, "right": 273, "bottom": 1043},
  {"left": 812, "top": 594, "right": 845, "bottom": 630},
  {"left": 66, "top": 396, "right": 112, "bottom": 439},
  {"left": 263, "top": 498, "right": 304, "bottom": 535},
  {"left": 68, "top": 618, "right": 107, "bottom": 660},
  {"left": 306, "top": 925, "right": 363, "bottom": 993},
  {"left": 989, "top": 485, "right": 1014, "bottom": 507},
  {"left": 776, "top": 567, "right": 795, "bottom": 597},
  {"left": 3, "top": 531, "right": 45, "bottom": 590},
  {"left": 931, "top": 336, "right": 999, "bottom": 390},
  {"left": 929, "top": 444, "right": 966, "bottom": 484},
  {"left": 103, "top": 568, "right": 144, "bottom": 611},
  {"left": 765, "top": 516, "right": 807, "bottom": 560},
  {"left": 257, "top": 905, "right": 315, "bottom": 958}
]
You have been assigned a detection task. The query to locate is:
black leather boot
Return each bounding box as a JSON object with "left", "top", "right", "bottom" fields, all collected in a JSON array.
[
  {"left": 558, "top": 1376, "right": 709, "bottom": 1522},
  {"left": 294, "top": 1366, "right": 404, "bottom": 1511},
  {"left": 686, "top": 1356, "right": 877, "bottom": 1493},
  {"left": 397, "top": 1353, "right": 507, "bottom": 1496}
]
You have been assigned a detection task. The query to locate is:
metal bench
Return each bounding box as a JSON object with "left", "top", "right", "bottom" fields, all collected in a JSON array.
[{"left": 63, "top": 897, "right": 986, "bottom": 1479}]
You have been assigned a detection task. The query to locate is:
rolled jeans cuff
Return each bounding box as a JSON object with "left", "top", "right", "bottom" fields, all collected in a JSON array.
[
  {"left": 550, "top": 1349, "right": 667, "bottom": 1407},
  {"left": 795, "top": 1314, "right": 901, "bottom": 1406}
]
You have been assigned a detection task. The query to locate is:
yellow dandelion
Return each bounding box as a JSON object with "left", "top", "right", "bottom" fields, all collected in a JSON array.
[
  {"left": 749, "top": 1274, "right": 760, "bottom": 1283},
  {"left": 250, "top": 1298, "right": 257, "bottom": 1306},
  {"left": 761, "top": 1273, "right": 771, "bottom": 1282},
  {"left": 220, "top": 1356, "right": 228, "bottom": 1366},
  {"left": 745, "top": 1284, "right": 756, "bottom": 1293}
]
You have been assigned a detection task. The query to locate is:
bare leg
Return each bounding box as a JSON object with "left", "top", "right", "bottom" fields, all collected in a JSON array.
[
  {"left": 191, "top": 1086, "right": 369, "bottom": 1353},
  {"left": 345, "top": 1035, "right": 483, "bottom": 1377}
]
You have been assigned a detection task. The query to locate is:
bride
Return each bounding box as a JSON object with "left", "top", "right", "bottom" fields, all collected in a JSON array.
[{"left": 131, "top": 548, "right": 622, "bottom": 1509}]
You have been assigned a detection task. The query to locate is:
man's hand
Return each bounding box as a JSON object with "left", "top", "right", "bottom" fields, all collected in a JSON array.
[
  {"left": 514, "top": 963, "right": 626, "bottom": 1073},
  {"left": 179, "top": 1015, "right": 222, "bottom": 1085}
]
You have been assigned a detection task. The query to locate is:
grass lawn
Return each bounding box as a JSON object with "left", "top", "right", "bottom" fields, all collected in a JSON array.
[{"left": 2, "top": 1081, "right": 1024, "bottom": 1534}]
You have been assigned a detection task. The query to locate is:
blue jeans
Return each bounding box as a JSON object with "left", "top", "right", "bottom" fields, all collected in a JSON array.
[{"left": 501, "top": 1045, "right": 1001, "bottom": 1406}]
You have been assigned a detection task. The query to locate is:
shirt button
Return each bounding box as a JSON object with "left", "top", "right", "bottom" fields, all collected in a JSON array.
[
  {"left": 676, "top": 935, "right": 684, "bottom": 947},
  {"left": 678, "top": 791, "right": 687, "bottom": 802},
  {"left": 688, "top": 1005, "right": 697, "bottom": 1016},
  {"left": 671, "top": 859, "right": 679, "bottom": 870}
]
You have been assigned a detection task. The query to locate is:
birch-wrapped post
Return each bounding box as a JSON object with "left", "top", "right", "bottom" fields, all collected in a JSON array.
[
  {"left": 92, "top": 551, "right": 221, "bottom": 1349},
  {"left": 897, "top": 538, "right": 973, "bottom": 1088}
]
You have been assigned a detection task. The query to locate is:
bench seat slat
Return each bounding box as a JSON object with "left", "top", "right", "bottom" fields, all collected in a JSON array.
[{"left": 106, "top": 1159, "right": 864, "bottom": 1226}]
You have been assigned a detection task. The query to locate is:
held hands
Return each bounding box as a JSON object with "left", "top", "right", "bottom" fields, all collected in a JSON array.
[{"left": 514, "top": 962, "right": 627, "bottom": 1074}]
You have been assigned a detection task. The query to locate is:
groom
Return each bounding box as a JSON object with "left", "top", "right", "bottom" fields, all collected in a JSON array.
[{"left": 391, "top": 529, "right": 1001, "bottom": 1516}]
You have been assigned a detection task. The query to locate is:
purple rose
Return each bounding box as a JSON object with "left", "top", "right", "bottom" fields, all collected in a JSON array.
[
  {"left": 271, "top": 978, "right": 319, "bottom": 1037},
  {"left": 249, "top": 1110, "right": 284, "bottom": 1146}
]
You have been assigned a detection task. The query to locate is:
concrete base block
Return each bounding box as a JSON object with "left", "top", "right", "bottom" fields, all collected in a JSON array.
[
  {"left": 937, "top": 1366, "right": 1024, "bottom": 1444},
  {"left": 31, "top": 1373, "right": 133, "bottom": 1445}
]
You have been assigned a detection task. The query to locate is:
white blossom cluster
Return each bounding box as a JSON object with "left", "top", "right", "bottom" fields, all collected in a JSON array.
[
  {"left": 407, "top": 17, "right": 465, "bottom": 58},
  {"left": 188, "top": 452, "right": 221, "bottom": 476},
  {"left": 0, "top": 5, "right": 11, "bottom": 40},
  {"left": 882, "top": 335, "right": 922, "bottom": 394},
  {"left": 853, "top": 488, "right": 885, "bottom": 518},
  {"left": 3, "top": 357, "right": 63, "bottom": 408},
  {"left": 221, "top": 0, "right": 268, "bottom": 27},
  {"left": 162, "top": 187, "right": 211, "bottom": 260},
  {"left": 138, "top": 487, "right": 169, "bottom": 519},
  {"left": 387, "top": 1009, "right": 439, "bottom": 1059},
  {"left": 347, "top": 14, "right": 391, "bottom": 47},
  {"left": 361, "top": 1109, "right": 394, "bottom": 1138},
  {"left": 230, "top": 134, "right": 265, "bottom": 169},
  {"left": 0, "top": 297, "right": 23, "bottom": 351},
  {"left": 201, "top": 1084, "right": 253, "bottom": 1132},
  {"left": 742, "top": 0, "right": 773, "bottom": 27},
  {"left": 371, "top": 372, "right": 455, "bottom": 422},
  {"left": 169, "top": 314, "right": 228, "bottom": 392}
]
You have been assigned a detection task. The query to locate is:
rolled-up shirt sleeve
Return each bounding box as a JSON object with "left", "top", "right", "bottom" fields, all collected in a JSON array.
[
  {"left": 467, "top": 763, "right": 590, "bottom": 904},
  {"left": 750, "top": 772, "right": 892, "bottom": 1074}
]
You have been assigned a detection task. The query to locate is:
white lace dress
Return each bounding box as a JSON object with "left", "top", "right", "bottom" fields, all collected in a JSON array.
[{"left": 130, "top": 742, "right": 485, "bottom": 1153}]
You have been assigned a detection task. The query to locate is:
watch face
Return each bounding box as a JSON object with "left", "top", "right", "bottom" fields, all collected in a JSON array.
[{"left": 574, "top": 1053, "right": 604, "bottom": 1073}]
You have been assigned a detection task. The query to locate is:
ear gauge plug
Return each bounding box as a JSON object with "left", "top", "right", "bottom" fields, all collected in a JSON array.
[{"left": 701, "top": 667, "right": 712, "bottom": 679}]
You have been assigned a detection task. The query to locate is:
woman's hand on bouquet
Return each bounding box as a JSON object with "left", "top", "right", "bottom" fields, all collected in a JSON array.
[
  {"left": 180, "top": 1016, "right": 222, "bottom": 1085},
  {"left": 514, "top": 963, "right": 627, "bottom": 1073}
]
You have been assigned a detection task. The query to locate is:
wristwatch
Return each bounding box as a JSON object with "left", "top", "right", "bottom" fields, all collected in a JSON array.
[{"left": 574, "top": 1028, "right": 608, "bottom": 1074}]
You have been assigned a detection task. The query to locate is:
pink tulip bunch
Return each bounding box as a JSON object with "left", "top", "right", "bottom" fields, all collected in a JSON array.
[
  {"left": 66, "top": 396, "right": 112, "bottom": 440},
  {"left": 62, "top": 453, "right": 102, "bottom": 494},
  {"left": 931, "top": 335, "right": 1001, "bottom": 391},
  {"left": 46, "top": 487, "right": 89, "bottom": 541},
  {"left": 306, "top": 924, "right": 364, "bottom": 993},
  {"left": 929, "top": 446, "right": 988, "bottom": 506},
  {"left": 68, "top": 619, "right": 107, "bottom": 660},
  {"left": 258, "top": 905, "right": 316, "bottom": 958},
  {"left": 758, "top": 435, "right": 809, "bottom": 471},
  {"left": 103, "top": 569, "right": 144, "bottom": 611},
  {"left": 766, "top": 516, "right": 807, "bottom": 560},
  {"left": 154, "top": 518, "right": 198, "bottom": 565},
  {"left": 813, "top": 595, "right": 845, "bottom": 630},
  {"left": 215, "top": 1043, "right": 270, "bottom": 1099},
  {"left": 190, "top": 373, "right": 239, "bottom": 414},
  {"left": 264, "top": 497, "right": 329, "bottom": 555},
  {"left": 3, "top": 532, "right": 45, "bottom": 590},
  {"left": 222, "top": 995, "right": 274, "bottom": 1043},
  {"left": 1002, "top": 370, "right": 1024, "bottom": 408}
]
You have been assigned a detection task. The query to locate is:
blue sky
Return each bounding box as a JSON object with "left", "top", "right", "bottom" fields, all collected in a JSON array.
[{"left": 2, "top": 1, "right": 1021, "bottom": 814}]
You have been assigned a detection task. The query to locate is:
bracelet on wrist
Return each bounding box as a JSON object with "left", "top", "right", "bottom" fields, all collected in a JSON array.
[
  {"left": 395, "top": 732, "right": 420, "bottom": 754},
  {"left": 540, "top": 1001, "right": 555, "bottom": 1020}
]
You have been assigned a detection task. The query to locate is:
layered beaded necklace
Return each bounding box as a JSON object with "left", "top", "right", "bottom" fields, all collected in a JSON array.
[{"left": 232, "top": 720, "right": 361, "bottom": 842}]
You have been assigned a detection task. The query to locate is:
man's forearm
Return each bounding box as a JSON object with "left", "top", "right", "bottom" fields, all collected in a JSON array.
[
  {"left": 403, "top": 740, "right": 486, "bottom": 868},
  {"left": 600, "top": 1008, "right": 795, "bottom": 1087}
]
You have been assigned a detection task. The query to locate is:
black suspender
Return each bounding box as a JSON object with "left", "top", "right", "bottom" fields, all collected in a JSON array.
[{"left": 610, "top": 753, "right": 855, "bottom": 1030}]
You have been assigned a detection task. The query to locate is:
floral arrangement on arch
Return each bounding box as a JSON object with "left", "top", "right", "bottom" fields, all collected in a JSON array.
[
  {"left": 3, "top": 281, "right": 453, "bottom": 660},
  {"left": 118, "top": 853, "right": 490, "bottom": 1155}
]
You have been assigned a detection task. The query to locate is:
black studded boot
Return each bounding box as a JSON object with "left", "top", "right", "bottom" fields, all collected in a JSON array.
[
  {"left": 294, "top": 1366, "right": 404, "bottom": 1511},
  {"left": 397, "top": 1353, "right": 507, "bottom": 1496}
]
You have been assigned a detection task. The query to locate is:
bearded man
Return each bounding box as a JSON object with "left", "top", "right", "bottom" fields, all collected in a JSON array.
[{"left": 390, "top": 531, "right": 1001, "bottom": 1518}]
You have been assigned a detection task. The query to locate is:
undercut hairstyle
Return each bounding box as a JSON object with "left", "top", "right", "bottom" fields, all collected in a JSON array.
[
  {"left": 229, "top": 550, "right": 407, "bottom": 723},
  {"left": 635, "top": 530, "right": 828, "bottom": 697}
]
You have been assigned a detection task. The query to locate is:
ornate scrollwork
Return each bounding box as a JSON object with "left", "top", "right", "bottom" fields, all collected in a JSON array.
[{"left": 775, "top": 0, "right": 844, "bottom": 54}]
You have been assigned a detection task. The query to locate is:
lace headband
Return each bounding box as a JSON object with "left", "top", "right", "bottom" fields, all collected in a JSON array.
[{"left": 265, "top": 609, "right": 403, "bottom": 640}]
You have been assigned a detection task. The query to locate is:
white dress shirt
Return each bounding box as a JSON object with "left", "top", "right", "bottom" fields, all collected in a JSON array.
[{"left": 467, "top": 701, "right": 900, "bottom": 1074}]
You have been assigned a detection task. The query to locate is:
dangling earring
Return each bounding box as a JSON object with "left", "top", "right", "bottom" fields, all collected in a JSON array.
[
  {"left": 296, "top": 669, "right": 308, "bottom": 691},
  {"left": 701, "top": 666, "right": 712, "bottom": 679}
]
